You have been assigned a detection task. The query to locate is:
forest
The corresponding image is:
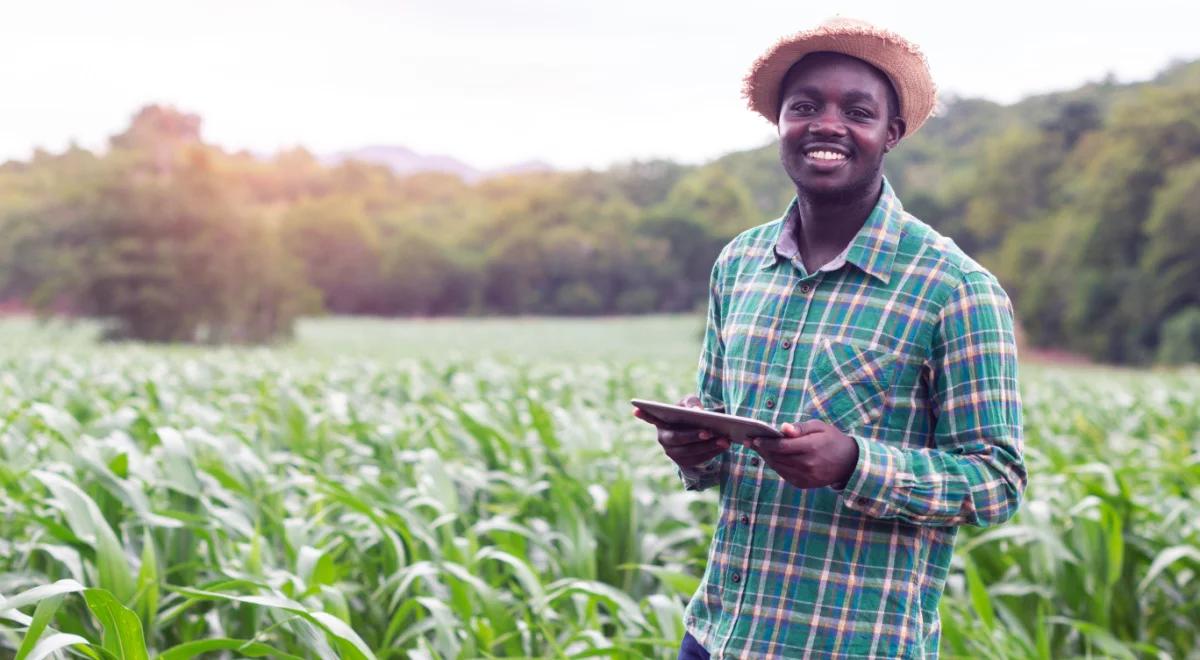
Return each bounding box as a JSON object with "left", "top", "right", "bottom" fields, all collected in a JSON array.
[{"left": 1, "top": 59, "right": 1197, "bottom": 364}]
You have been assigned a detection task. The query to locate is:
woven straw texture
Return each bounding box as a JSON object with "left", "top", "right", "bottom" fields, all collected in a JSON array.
[{"left": 743, "top": 18, "right": 937, "bottom": 135}]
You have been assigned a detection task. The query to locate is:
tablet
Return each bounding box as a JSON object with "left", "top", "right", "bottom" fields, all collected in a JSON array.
[{"left": 630, "top": 398, "right": 783, "bottom": 445}]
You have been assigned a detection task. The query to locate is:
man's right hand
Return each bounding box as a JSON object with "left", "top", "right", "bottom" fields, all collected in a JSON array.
[{"left": 633, "top": 394, "right": 732, "bottom": 469}]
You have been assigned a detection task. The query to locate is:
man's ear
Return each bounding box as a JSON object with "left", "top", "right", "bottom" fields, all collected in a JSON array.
[{"left": 883, "top": 117, "right": 906, "bottom": 152}]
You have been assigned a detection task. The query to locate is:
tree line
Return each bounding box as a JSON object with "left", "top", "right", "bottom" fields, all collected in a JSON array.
[{"left": 0, "top": 59, "right": 1197, "bottom": 363}]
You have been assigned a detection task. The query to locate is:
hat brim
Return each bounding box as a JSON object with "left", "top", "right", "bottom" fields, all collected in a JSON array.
[{"left": 743, "top": 25, "right": 937, "bottom": 136}]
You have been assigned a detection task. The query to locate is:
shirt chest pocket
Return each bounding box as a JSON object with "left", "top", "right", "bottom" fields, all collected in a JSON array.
[{"left": 803, "top": 338, "right": 899, "bottom": 432}]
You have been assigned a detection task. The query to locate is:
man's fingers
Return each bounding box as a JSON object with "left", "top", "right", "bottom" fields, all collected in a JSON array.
[
  {"left": 634, "top": 409, "right": 703, "bottom": 434},
  {"left": 752, "top": 434, "right": 823, "bottom": 455},
  {"left": 661, "top": 429, "right": 726, "bottom": 447},
  {"left": 671, "top": 439, "right": 730, "bottom": 462},
  {"left": 670, "top": 443, "right": 728, "bottom": 463},
  {"left": 678, "top": 394, "right": 703, "bottom": 409},
  {"left": 781, "top": 420, "right": 827, "bottom": 437},
  {"left": 634, "top": 407, "right": 670, "bottom": 427}
]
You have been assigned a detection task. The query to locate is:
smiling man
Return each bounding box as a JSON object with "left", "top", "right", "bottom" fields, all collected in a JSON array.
[{"left": 635, "top": 18, "right": 1026, "bottom": 659}]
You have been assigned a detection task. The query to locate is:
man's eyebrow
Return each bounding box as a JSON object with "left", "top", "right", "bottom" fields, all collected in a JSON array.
[
  {"left": 842, "top": 90, "right": 881, "bottom": 106},
  {"left": 784, "top": 85, "right": 823, "bottom": 99},
  {"left": 783, "top": 86, "right": 881, "bottom": 106}
]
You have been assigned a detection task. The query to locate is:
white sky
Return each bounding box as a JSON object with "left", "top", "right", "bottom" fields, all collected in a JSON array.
[{"left": 2, "top": 0, "right": 1198, "bottom": 170}]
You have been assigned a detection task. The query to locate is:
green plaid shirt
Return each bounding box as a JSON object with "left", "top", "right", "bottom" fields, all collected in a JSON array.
[{"left": 681, "top": 179, "right": 1025, "bottom": 659}]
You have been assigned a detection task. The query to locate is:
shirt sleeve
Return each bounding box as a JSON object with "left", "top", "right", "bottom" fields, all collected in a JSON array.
[
  {"left": 677, "top": 256, "right": 729, "bottom": 492},
  {"left": 838, "top": 271, "right": 1027, "bottom": 527}
]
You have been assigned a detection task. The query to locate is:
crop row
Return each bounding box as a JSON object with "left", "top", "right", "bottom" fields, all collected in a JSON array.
[{"left": 0, "top": 351, "right": 1197, "bottom": 658}]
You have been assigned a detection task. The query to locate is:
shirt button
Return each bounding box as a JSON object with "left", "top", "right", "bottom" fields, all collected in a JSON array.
[
  {"left": 731, "top": 573, "right": 741, "bottom": 584},
  {"left": 800, "top": 283, "right": 812, "bottom": 294},
  {"left": 750, "top": 457, "right": 760, "bottom": 467},
  {"left": 740, "top": 514, "right": 749, "bottom": 524},
  {"left": 765, "top": 398, "right": 775, "bottom": 409},
  {"left": 782, "top": 338, "right": 792, "bottom": 349}
]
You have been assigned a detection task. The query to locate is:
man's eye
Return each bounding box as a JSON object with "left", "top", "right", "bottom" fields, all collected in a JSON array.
[
  {"left": 846, "top": 108, "right": 872, "bottom": 119},
  {"left": 790, "top": 103, "right": 816, "bottom": 113}
]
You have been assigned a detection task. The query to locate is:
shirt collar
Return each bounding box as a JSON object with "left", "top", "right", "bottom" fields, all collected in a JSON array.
[{"left": 762, "top": 177, "right": 902, "bottom": 284}]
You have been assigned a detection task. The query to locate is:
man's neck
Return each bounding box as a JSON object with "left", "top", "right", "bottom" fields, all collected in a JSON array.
[{"left": 793, "top": 179, "right": 883, "bottom": 272}]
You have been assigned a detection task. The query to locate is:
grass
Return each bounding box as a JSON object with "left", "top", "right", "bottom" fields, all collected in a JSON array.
[
  {"left": 0, "top": 315, "right": 706, "bottom": 363},
  {"left": 292, "top": 315, "right": 706, "bottom": 363},
  {"left": 0, "top": 315, "right": 1196, "bottom": 659}
]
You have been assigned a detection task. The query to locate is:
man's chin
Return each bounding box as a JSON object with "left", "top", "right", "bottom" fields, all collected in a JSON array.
[{"left": 795, "top": 180, "right": 863, "bottom": 205}]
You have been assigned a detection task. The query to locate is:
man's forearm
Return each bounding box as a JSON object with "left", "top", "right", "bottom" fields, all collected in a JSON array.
[{"left": 837, "top": 433, "right": 1026, "bottom": 527}]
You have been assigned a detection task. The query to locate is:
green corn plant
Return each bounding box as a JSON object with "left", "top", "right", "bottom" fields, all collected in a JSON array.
[{"left": 0, "top": 320, "right": 1196, "bottom": 659}]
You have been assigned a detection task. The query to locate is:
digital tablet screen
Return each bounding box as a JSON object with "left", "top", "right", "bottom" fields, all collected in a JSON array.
[{"left": 631, "top": 398, "right": 783, "bottom": 444}]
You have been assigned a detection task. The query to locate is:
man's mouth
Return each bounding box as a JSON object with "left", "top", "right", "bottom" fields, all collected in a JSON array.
[
  {"left": 806, "top": 150, "right": 847, "bottom": 161},
  {"left": 803, "top": 146, "right": 850, "bottom": 162}
]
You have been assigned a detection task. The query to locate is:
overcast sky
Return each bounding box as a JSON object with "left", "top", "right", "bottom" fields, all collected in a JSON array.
[{"left": 3, "top": 0, "right": 1198, "bottom": 170}]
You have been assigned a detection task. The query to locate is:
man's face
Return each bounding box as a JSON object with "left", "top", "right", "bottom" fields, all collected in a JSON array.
[{"left": 777, "top": 52, "right": 905, "bottom": 203}]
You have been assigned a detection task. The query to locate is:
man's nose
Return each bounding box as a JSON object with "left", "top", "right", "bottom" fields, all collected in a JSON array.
[{"left": 808, "top": 109, "right": 847, "bottom": 137}]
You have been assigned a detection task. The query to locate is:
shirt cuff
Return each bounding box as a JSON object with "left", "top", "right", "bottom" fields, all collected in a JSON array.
[{"left": 838, "top": 434, "right": 906, "bottom": 518}]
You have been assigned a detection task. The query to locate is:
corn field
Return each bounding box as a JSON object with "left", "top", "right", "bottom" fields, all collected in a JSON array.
[{"left": 0, "top": 320, "right": 1198, "bottom": 659}]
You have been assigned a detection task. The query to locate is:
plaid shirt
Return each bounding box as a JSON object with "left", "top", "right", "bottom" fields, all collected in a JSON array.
[{"left": 680, "top": 179, "right": 1026, "bottom": 659}]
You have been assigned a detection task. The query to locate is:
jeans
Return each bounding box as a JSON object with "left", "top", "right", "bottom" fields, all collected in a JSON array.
[{"left": 678, "top": 632, "right": 711, "bottom": 660}]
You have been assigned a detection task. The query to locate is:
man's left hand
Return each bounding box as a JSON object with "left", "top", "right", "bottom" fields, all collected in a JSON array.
[{"left": 749, "top": 420, "right": 859, "bottom": 489}]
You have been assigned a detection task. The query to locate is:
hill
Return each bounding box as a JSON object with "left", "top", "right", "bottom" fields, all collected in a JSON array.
[
  {"left": 325, "top": 145, "right": 553, "bottom": 182},
  {"left": 0, "top": 60, "right": 1196, "bottom": 362}
]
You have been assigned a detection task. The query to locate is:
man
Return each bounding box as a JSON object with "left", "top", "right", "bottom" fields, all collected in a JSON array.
[{"left": 635, "top": 18, "right": 1026, "bottom": 659}]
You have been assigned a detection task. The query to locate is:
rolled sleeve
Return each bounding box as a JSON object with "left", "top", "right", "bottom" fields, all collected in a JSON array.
[
  {"left": 839, "top": 271, "right": 1026, "bottom": 527},
  {"left": 677, "top": 254, "right": 729, "bottom": 493}
]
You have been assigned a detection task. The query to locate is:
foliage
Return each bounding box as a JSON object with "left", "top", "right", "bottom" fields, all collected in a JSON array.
[
  {"left": 0, "top": 319, "right": 1197, "bottom": 658},
  {"left": 281, "top": 195, "right": 382, "bottom": 315},
  {"left": 0, "top": 109, "right": 318, "bottom": 343},
  {"left": 1156, "top": 308, "right": 1200, "bottom": 365},
  {"left": 0, "top": 60, "right": 1199, "bottom": 356},
  {"left": 940, "top": 369, "right": 1200, "bottom": 659}
]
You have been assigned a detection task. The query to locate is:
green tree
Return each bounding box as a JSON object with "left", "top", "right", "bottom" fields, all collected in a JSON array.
[
  {"left": 1059, "top": 87, "right": 1200, "bottom": 361},
  {"left": 71, "top": 154, "right": 315, "bottom": 342},
  {"left": 280, "top": 195, "right": 382, "bottom": 314},
  {"left": 2, "top": 61, "right": 1200, "bottom": 357},
  {"left": 1140, "top": 160, "right": 1200, "bottom": 326},
  {"left": 960, "top": 127, "right": 1066, "bottom": 261},
  {"left": 377, "top": 227, "right": 479, "bottom": 315},
  {"left": 1156, "top": 308, "right": 1200, "bottom": 364},
  {"left": 22, "top": 107, "right": 318, "bottom": 343},
  {"left": 661, "top": 167, "right": 759, "bottom": 239}
]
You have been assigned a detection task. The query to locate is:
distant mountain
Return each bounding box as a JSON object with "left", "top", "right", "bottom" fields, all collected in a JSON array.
[
  {"left": 488, "top": 159, "right": 557, "bottom": 178},
  {"left": 323, "top": 145, "right": 553, "bottom": 182}
]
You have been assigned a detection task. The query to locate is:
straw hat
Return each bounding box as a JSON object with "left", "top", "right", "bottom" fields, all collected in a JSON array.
[{"left": 742, "top": 18, "right": 937, "bottom": 135}]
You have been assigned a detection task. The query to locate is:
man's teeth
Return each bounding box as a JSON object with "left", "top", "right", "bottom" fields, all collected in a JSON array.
[{"left": 807, "top": 150, "right": 847, "bottom": 161}]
